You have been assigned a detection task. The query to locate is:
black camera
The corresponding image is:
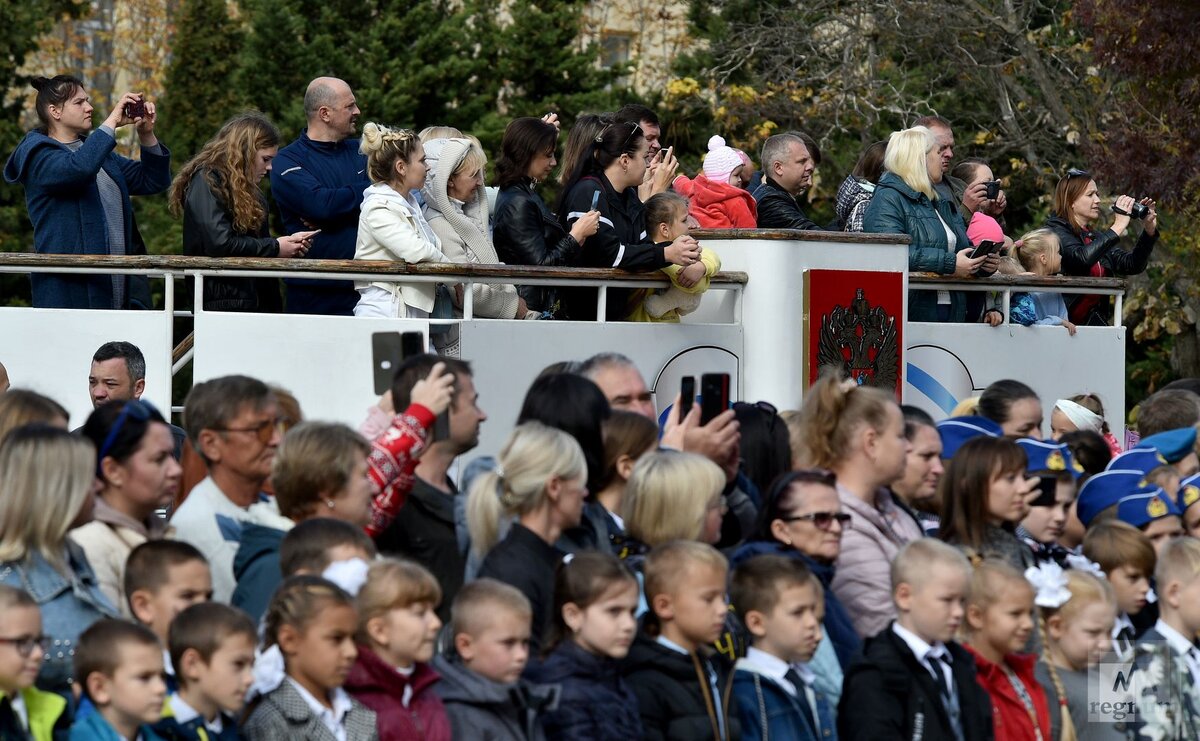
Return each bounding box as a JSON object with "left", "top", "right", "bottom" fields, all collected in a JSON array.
[
  {"left": 1112, "top": 201, "right": 1149, "bottom": 219},
  {"left": 984, "top": 180, "right": 1001, "bottom": 200}
]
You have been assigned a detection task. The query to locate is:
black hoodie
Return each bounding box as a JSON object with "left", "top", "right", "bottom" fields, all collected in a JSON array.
[{"left": 622, "top": 632, "right": 740, "bottom": 741}]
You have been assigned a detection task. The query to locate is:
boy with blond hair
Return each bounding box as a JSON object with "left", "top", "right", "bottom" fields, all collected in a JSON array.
[
  {"left": 730, "top": 554, "right": 834, "bottom": 740},
  {"left": 1125, "top": 537, "right": 1200, "bottom": 738},
  {"left": 623, "top": 540, "right": 739, "bottom": 740},
  {"left": 1082, "top": 520, "right": 1156, "bottom": 657},
  {"left": 838, "top": 538, "right": 992, "bottom": 740},
  {"left": 432, "top": 579, "right": 558, "bottom": 740}
]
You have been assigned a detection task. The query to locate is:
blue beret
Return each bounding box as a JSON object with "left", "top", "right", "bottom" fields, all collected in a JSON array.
[
  {"left": 1105, "top": 447, "right": 1169, "bottom": 476},
  {"left": 1137, "top": 427, "right": 1198, "bottom": 464},
  {"left": 1177, "top": 473, "right": 1200, "bottom": 512},
  {"left": 1116, "top": 489, "right": 1181, "bottom": 529},
  {"left": 1016, "top": 438, "right": 1083, "bottom": 480},
  {"left": 937, "top": 416, "right": 1002, "bottom": 459},
  {"left": 1077, "top": 470, "right": 1155, "bottom": 527}
]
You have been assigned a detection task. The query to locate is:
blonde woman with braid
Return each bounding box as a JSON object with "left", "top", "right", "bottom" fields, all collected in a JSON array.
[
  {"left": 353, "top": 122, "right": 450, "bottom": 318},
  {"left": 170, "top": 112, "right": 317, "bottom": 312}
]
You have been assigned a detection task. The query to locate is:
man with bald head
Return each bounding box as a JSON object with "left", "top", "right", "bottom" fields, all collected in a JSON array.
[{"left": 270, "top": 77, "right": 369, "bottom": 315}]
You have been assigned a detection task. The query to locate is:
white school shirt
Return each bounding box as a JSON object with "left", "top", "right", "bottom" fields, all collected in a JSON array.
[
  {"left": 287, "top": 677, "right": 353, "bottom": 741},
  {"left": 1153, "top": 619, "right": 1200, "bottom": 687},
  {"left": 168, "top": 693, "right": 225, "bottom": 735},
  {"left": 892, "top": 621, "right": 953, "bottom": 690}
]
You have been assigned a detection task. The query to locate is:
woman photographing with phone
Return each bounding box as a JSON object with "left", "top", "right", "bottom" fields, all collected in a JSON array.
[
  {"left": 4, "top": 75, "right": 170, "bottom": 310},
  {"left": 170, "top": 112, "right": 316, "bottom": 312},
  {"left": 1045, "top": 168, "right": 1158, "bottom": 325}
]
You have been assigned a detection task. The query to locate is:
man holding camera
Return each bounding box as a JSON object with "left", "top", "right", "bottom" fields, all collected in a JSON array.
[{"left": 916, "top": 115, "right": 1007, "bottom": 227}]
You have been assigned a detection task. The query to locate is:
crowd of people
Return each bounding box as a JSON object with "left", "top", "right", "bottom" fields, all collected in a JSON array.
[
  {"left": 0, "top": 72, "right": 1181, "bottom": 741},
  {"left": 2, "top": 76, "right": 1160, "bottom": 328},
  {"left": 2, "top": 334, "right": 1200, "bottom": 740}
]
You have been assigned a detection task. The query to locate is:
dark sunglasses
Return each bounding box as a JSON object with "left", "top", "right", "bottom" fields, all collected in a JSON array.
[
  {"left": 96, "top": 399, "right": 159, "bottom": 473},
  {"left": 1061, "top": 168, "right": 1090, "bottom": 183},
  {"left": 778, "top": 511, "right": 853, "bottom": 530}
]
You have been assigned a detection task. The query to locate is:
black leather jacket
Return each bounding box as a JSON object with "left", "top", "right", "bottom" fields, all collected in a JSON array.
[
  {"left": 1046, "top": 214, "right": 1158, "bottom": 277},
  {"left": 752, "top": 176, "right": 822, "bottom": 230},
  {"left": 492, "top": 180, "right": 581, "bottom": 313},
  {"left": 182, "top": 170, "right": 282, "bottom": 312}
]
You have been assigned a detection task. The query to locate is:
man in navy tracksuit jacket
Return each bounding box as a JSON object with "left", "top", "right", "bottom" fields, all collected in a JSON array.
[{"left": 270, "top": 77, "right": 371, "bottom": 315}]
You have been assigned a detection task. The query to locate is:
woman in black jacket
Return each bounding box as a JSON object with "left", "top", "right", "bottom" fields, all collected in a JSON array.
[
  {"left": 168, "top": 112, "right": 315, "bottom": 311},
  {"left": 557, "top": 121, "right": 701, "bottom": 321},
  {"left": 492, "top": 116, "right": 600, "bottom": 316},
  {"left": 1045, "top": 169, "right": 1159, "bottom": 325}
]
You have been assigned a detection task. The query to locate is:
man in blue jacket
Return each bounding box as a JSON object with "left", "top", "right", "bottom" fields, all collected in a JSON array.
[{"left": 270, "top": 77, "right": 370, "bottom": 315}]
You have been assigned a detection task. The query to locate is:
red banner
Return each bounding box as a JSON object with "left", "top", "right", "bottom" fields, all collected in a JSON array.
[{"left": 803, "top": 270, "right": 905, "bottom": 397}]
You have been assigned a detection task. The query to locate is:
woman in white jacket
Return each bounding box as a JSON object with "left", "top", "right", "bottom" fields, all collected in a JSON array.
[{"left": 353, "top": 123, "right": 449, "bottom": 318}]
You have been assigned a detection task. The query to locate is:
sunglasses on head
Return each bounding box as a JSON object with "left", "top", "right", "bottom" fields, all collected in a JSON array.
[
  {"left": 1060, "top": 168, "right": 1091, "bottom": 183},
  {"left": 96, "top": 399, "right": 159, "bottom": 474}
]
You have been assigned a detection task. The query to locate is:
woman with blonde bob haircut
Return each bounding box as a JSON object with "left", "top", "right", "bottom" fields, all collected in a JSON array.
[
  {"left": 468, "top": 422, "right": 588, "bottom": 649},
  {"left": 621, "top": 450, "right": 726, "bottom": 547},
  {"left": 170, "top": 112, "right": 316, "bottom": 311},
  {"left": 864, "top": 125, "right": 985, "bottom": 323},
  {"left": 0, "top": 425, "right": 119, "bottom": 695}
]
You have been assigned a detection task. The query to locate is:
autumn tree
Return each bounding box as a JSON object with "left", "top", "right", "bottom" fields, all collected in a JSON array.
[{"left": 158, "top": 0, "right": 246, "bottom": 161}]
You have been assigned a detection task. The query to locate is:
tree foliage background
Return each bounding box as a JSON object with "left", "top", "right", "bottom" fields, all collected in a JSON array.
[{"left": 0, "top": 0, "right": 1196, "bottom": 399}]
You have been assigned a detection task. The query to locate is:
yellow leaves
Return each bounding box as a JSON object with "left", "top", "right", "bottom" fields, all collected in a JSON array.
[
  {"left": 724, "top": 84, "right": 759, "bottom": 104},
  {"left": 665, "top": 76, "right": 702, "bottom": 100},
  {"left": 755, "top": 120, "right": 778, "bottom": 139},
  {"left": 972, "top": 130, "right": 993, "bottom": 146}
]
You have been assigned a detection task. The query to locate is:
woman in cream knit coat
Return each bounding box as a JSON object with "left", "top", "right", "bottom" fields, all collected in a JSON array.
[
  {"left": 422, "top": 137, "right": 537, "bottom": 352},
  {"left": 353, "top": 123, "right": 449, "bottom": 318}
]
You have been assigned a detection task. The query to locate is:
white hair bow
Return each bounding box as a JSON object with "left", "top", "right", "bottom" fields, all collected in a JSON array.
[
  {"left": 247, "top": 644, "right": 286, "bottom": 701},
  {"left": 323, "top": 557, "right": 371, "bottom": 597},
  {"left": 1063, "top": 553, "right": 1106, "bottom": 579},
  {"left": 1025, "top": 562, "right": 1071, "bottom": 608}
]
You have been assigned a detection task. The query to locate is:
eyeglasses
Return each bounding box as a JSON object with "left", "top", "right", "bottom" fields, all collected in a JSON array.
[
  {"left": 213, "top": 416, "right": 284, "bottom": 444},
  {"left": 778, "top": 511, "right": 853, "bottom": 530},
  {"left": 96, "top": 399, "right": 159, "bottom": 474},
  {"left": 1060, "top": 168, "right": 1091, "bottom": 184},
  {"left": 0, "top": 635, "right": 48, "bottom": 658}
]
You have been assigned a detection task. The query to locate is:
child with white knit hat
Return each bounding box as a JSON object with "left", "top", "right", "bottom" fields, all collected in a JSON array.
[{"left": 671, "top": 135, "right": 758, "bottom": 229}]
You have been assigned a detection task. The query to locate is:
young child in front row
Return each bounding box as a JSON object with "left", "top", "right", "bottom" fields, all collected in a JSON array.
[
  {"left": 344, "top": 559, "right": 451, "bottom": 741},
  {"left": 70, "top": 619, "right": 168, "bottom": 741},
  {"left": 1081, "top": 521, "right": 1155, "bottom": 658},
  {"left": 962, "top": 560, "right": 1051, "bottom": 741},
  {"left": 154, "top": 602, "right": 257, "bottom": 741},
  {"left": 241, "top": 576, "right": 376, "bottom": 741},
  {"left": 125, "top": 540, "right": 214, "bottom": 693},
  {"left": 1034, "top": 568, "right": 1123, "bottom": 741},
  {"left": 0, "top": 585, "right": 69, "bottom": 740},
  {"left": 623, "top": 540, "right": 738, "bottom": 740},
  {"left": 628, "top": 192, "right": 721, "bottom": 323},
  {"left": 730, "top": 554, "right": 835, "bottom": 741},
  {"left": 838, "top": 538, "right": 992, "bottom": 741},
  {"left": 529, "top": 551, "right": 643, "bottom": 741},
  {"left": 1010, "top": 228, "right": 1077, "bottom": 335},
  {"left": 1125, "top": 536, "right": 1200, "bottom": 739},
  {"left": 278, "top": 517, "right": 378, "bottom": 583},
  {"left": 432, "top": 579, "right": 557, "bottom": 741}
]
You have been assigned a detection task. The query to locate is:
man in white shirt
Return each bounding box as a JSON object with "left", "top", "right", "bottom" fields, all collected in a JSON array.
[{"left": 171, "top": 375, "right": 291, "bottom": 602}]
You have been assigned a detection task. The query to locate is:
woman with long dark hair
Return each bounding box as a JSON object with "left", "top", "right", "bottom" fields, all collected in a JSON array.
[
  {"left": 556, "top": 121, "right": 701, "bottom": 320},
  {"left": 4, "top": 75, "right": 170, "bottom": 309},
  {"left": 492, "top": 116, "right": 600, "bottom": 316},
  {"left": 169, "top": 112, "right": 316, "bottom": 311},
  {"left": 1045, "top": 169, "right": 1158, "bottom": 325}
]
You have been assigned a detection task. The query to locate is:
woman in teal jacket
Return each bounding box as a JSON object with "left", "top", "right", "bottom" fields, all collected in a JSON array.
[{"left": 864, "top": 126, "right": 989, "bottom": 322}]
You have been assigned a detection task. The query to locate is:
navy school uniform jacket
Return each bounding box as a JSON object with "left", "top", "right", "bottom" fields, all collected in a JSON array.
[
  {"left": 269, "top": 130, "right": 371, "bottom": 315},
  {"left": 623, "top": 632, "right": 741, "bottom": 741},
  {"left": 837, "top": 624, "right": 992, "bottom": 741},
  {"left": 559, "top": 174, "right": 669, "bottom": 321},
  {"left": 527, "top": 640, "right": 642, "bottom": 741}
]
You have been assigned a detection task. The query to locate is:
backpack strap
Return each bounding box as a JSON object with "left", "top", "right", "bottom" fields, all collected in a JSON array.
[{"left": 753, "top": 673, "right": 769, "bottom": 741}]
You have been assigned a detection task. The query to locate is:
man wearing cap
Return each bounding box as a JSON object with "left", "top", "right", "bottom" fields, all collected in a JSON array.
[
  {"left": 1115, "top": 490, "right": 1184, "bottom": 556},
  {"left": 936, "top": 415, "right": 1003, "bottom": 460},
  {"left": 1108, "top": 426, "right": 1199, "bottom": 499}
]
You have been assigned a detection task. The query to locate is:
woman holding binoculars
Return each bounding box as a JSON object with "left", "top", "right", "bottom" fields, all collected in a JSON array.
[{"left": 1045, "top": 168, "right": 1159, "bottom": 325}]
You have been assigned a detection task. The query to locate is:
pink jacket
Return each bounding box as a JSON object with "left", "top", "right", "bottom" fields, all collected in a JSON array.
[{"left": 831, "top": 485, "right": 924, "bottom": 638}]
